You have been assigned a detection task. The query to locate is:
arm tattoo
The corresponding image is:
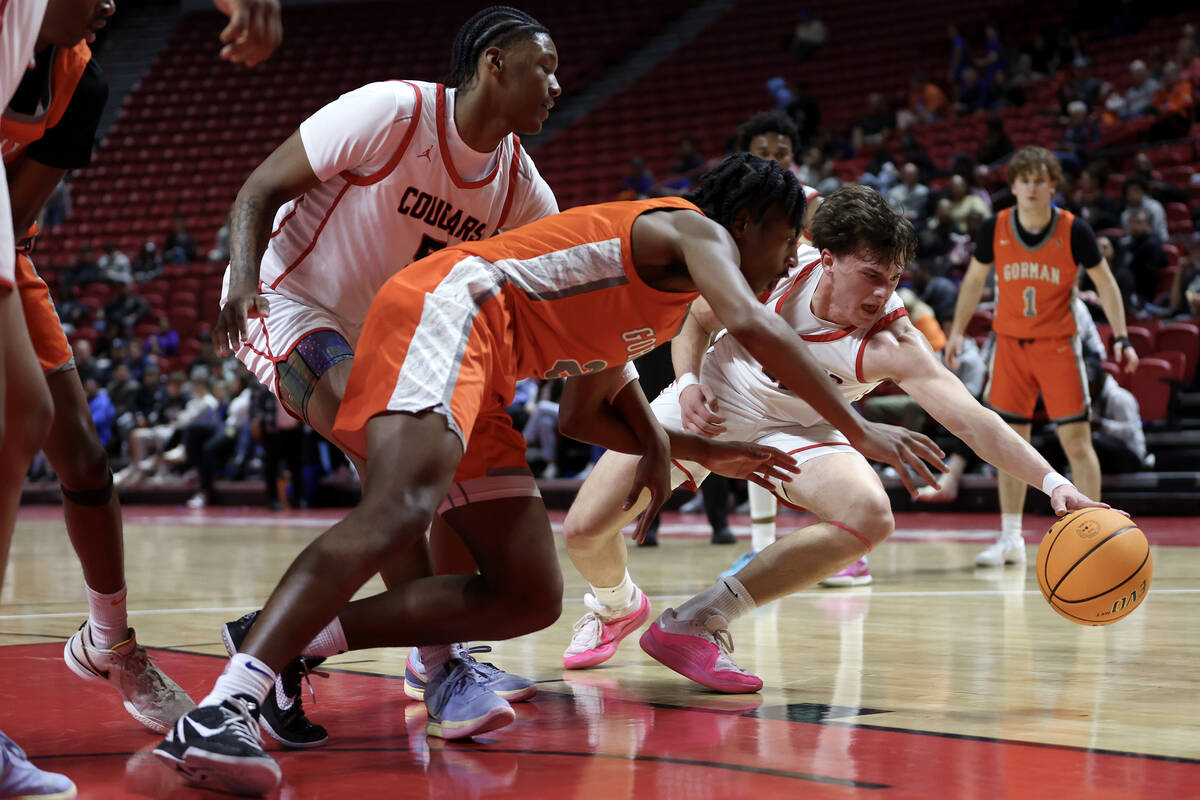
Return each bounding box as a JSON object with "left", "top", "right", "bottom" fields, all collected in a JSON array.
[{"left": 228, "top": 193, "right": 269, "bottom": 294}]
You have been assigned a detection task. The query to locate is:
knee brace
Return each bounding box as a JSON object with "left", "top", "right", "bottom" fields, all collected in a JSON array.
[
  {"left": 275, "top": 329, "right": 354, "bottom": 423},
  {"left": 60, "top": 469, "right": 114, "bottom": 507}
]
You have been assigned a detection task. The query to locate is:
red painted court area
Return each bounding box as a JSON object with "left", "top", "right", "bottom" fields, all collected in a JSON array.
[{"left": 2, "top": 644, "right": 1195, "bottom": 799}]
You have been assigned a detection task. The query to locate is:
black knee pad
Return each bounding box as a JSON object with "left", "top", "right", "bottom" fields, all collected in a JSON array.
[{"left": 60, "top": 470, "right": 114, "bottom": 507}]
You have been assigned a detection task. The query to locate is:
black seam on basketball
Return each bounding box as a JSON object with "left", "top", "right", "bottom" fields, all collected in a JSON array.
[
  {"left": 1057, "top": 548, "right": 1150, "bottom": 604},
  {"left": 1048, "top": 524, "right": 1140, "bottom": 599},
  {"left": 1042, "top": 509, "right": 1101, "bottom": 594}
]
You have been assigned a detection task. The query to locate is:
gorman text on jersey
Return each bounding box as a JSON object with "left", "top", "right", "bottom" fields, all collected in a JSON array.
[{"left": 1001, "top": 261, "right": 1062, "bottom": 284}]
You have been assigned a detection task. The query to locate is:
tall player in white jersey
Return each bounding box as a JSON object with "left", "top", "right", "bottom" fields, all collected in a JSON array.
[
  {"left": 211, "top": 6, "right": 560, "bottom": 747},
  {"left": 560, "top": 185, "right": 1106, "bottom": 692}
]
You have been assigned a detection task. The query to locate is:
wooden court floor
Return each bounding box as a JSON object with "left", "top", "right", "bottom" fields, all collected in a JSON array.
[{"left": 1, "top": 506, "right": 1197, "bottom": 798}]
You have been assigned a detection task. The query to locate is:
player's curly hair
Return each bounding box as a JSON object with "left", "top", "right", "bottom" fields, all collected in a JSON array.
[
  {"left": 684, "top": 154, "right": 806, "bottom": 233},
  {"left": 809, "top": 184, "right": 916, "bottom": 268},
  {"left": 444, "top": 6, "right": 550, "bottom": 90},
  {"left": 735, "top": 110, "right": 800, "bottom": 156},
  {"left": 1006, "top": 146, "right": 1063, "bottom": 185}
]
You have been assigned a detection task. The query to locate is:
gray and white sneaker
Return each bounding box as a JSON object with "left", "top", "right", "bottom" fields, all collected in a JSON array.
[
  {"left": 64, "top": 622, "right": 195, "bottom": 734},
  {"left": 974, "top": 533, "right": 1027, "bottom": 566}
]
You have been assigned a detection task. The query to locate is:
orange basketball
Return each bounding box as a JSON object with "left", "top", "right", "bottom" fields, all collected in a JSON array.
[{"left": 1035, "top": 508, "right": 1153, "bottom": 626}]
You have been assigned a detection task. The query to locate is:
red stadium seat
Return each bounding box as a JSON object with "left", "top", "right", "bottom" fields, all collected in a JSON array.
[
  {"left": 1130, "top": 358, "right": 1175, "bottom": 422},
  {"left": 1126, "top": 326, "right": 1156, "bottom": 356},
  {"left": 1155, "top": 323, "right": 1199, "bottom": 384},
  {"left": 1150, "top": 350, "right": 1186, "bottom": 382}
]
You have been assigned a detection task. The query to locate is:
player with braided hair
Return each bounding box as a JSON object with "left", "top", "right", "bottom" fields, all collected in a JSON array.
[
  {"left": 157, "top": 155, "right": 945, "bottom": 795},
  {"left": 208, "top": 5, "right": 560, "bottom": 748}
]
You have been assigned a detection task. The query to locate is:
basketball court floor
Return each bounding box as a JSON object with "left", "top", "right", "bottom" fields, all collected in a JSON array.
[{"left": 2, "top": 505, "right": 1197, "bottom": 798}]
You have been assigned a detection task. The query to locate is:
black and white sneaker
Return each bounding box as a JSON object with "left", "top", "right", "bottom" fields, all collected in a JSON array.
[
  {"left": 153, "top": 696, "right": 281, "bottom": 796},
  {"left": 222, "top": 612, "right": 329, "bottom": 748}
]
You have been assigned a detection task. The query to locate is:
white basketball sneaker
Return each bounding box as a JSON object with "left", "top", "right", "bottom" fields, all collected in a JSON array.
[
  {"left": 974, "top": 533, "right": 1027, "bottom": 567},
  {"left": 64, "top": 622, "right": 195, "bottom": 734}
]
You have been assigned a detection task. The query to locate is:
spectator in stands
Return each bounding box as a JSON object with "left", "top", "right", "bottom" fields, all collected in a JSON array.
[
  {"left": 208, "top": 213, "right": 232, "bottom": 263},
  {"left": 947, "top": 23, "right": 970, "bottom": 88},
  {"left": 977, "top": 116, "right": 1014, "bottom": 165},
  {"left": 1121, "top": 176, "right": 1169, "bottom": 241},
  {"left": 1178, "top": 37, "right": 1200, "bottom": 87},
  {"left": 153, "top": 315, "right": 179, "bottom": 357},
  {"left": 797, "top": 145, "right": 823, "bottom": 187},
  {"left": 851, "top": 92, "right": 892, "bottom": 151},
  {"left": 250, "top": 384, "right": 306, "bottom": 511},
  {"left": 917, "top": 198, "right": 964, "bottom": 272},
  {"left": 1119, "top": 208, "right": 1169, "bottom": 308},
  {"left": 1129, "top": 152, "right": 1190, "bottom": 205},
  {"left": 947, "top": 174, "right": 990, "bottom": 229},
  {"left": 1043, "top": 360, "right": 1147, "bottom": 474},
  {"left": 888, "top": 162, "right": 930, "bottom": 222},
  {"left": 163, "top": 215, "right": 197, "bottom": 263},
  {"left": 1010, "top": 52, "right": 1036, "bottom": 86},
  {"left": 900, "top": 71, "right": 949, "bottom": 126},
  {"left": 116, "top": 370, "right": 188, "bottom": 486},
  {"left": 816, "top": 156, "right": 842, "bottom": 195},
  {"left": 669, "top": 138, "right": 703, "bottom": 175},
  {"left": 975, "top": 23, "right": 1008, "bottom": 88},
  {"left": 130, "top": 362, "right": 164, "bottom": 429},
  {"left": 84, "top": 378, "right": 115, "bottom": 452},
  {"left": 97, "top": 242, "right": 132, "bottom": 285},
  {"left": 954, "top": 67, "right": 990, "bottom": 115},
  {"left": 1056, "top": 62, "right": 1103, "bottom": 117},
  {"left": 1059, "top": 100, "right": 1101, "bottom": 167},
  {"left": 62, "top": 245, "right": 101, "bottom": 295},
  {"left": 1024, "top": 31, "right": 1056, "bottom": 77},
  {"left": 108, "top": 363, "right": 140, "bottom": 450},
  {"left": 899, "top": 134, "right": 935, "bottom": 183},
  {"left": 43, "top": 175, "right": 71, "bottom": 229},
  {"left": 1167, "top": 241, "right": 1200, "bottom": 317},
  {"left": 1057, "top": 31, "right": 1090, "bottom": 69},
  {"left": 185, "top": 375, "right": 251, "bottom": 508},
  {"left": 1116, "top": 59, "right": 1160, "bottom": 119},
  {"left": 1148, "top": 60, "right": 1194, "bottom": 142},
  {"left": 1073, "top": 168, "right": 1122, "bottom": 230},
  {"left": 737, "top": 110, "right": 800, "bottom": 177},
  {"left": 617, "top": 157, "right": 654, "bottom": 199},
  {"left": 73, "top": 338, "right": 104, "bottom": 386},
  {"left": 523, "top": 379, "right": 562, "bottom": 479},
  {"left": 788, "top": 9, "right": 828, "bottom": 61},
  {"left": 55, "top": 285, "right": 89, "bottom": 335},
  {"left": 103, "top": 283, "right": 150, "bottom": 332},
  {"left": 131, "top": 241, "right": 162, "bottom": 283}
]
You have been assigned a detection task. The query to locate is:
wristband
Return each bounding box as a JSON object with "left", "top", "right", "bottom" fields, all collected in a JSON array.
[
  {"left": 1113, "top": 335, "right": 1131, "bottom": 350},
  {"left": 1041, "top": 471, "right": 1071, "bottom": 496},
  {"left": 676, "top": 373, "right": 700, "bottom": 391}
]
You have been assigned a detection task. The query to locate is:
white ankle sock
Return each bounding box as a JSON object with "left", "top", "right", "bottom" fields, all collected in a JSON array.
[
  {"left": 419, "top": 645, "right": 454, "bottom": 675},
  {"left": 590, "top": 571, "right": 638, "bottom": 613},
  {"left": 301, "top": 617, "right": 348, "bottom": 658},
  {"left": 748, "top": 484, "right": 777, "bottom": 551},
  {"left": 1001, "top": 514, "right": 1023, "bottom": 541},
  {"left": 201, "top": 653, "right": 276, "bottom": 708},
  {"left": 675, "top": 576, "right": 757, "bottom": 625},
  {"left": 85, "top": 585, "right": 129, "bottom": 649}
]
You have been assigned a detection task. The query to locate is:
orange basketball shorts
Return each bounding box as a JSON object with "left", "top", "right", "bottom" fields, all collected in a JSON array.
[
  {"left": 985, "top": 333, "right": 1089, "bottom": 423},
  {"left": 333, "top": 254, "right": 538, "bottom": 505},
  {"left": 16, "top": 252, "right": 73, "bottom": 374}
]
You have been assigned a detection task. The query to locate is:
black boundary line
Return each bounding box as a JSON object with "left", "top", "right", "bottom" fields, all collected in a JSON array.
[{"left": 4, "top": 644, "right": 1199, "bottom": 768}]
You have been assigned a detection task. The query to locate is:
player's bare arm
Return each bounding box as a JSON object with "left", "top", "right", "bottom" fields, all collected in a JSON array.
[
  {"left": 216, "top": 132, "right": 322, "bottom": 356},
  {"left": 1085, "top": 259, "right": 1139, "bottom": 373},
  {"left": 214, "top": 0, "right": 282, "bottom": 67},
  {"left": 671, "top": 297, "right": 726, "bottom": 436},
  {"left": 864, "top": 316, "right": 1107, "bottom": 515},
  {"left": 5, "top": 155, "right": 66, "bottom": 235},
  {"left": 648, "top": 209, "right": 947, "bottom": 494},
  {"left": 945, "top": 255, "right": 992, "bottom": 369}
]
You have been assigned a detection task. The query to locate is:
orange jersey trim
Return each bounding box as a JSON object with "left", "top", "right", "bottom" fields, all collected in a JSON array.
[{"left": 1, "top": 41, "right": 90, "bottom": 163}]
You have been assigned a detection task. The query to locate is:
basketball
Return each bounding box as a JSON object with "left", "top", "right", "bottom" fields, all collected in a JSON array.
[{"left": 1036, "top": 509, "right": 1153, "bottom": 626}]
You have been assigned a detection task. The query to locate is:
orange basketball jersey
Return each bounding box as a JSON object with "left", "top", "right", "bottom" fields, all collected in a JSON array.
[
  {"left": 448, "top": 195, "right": 702, "bottom": 381},
  {"left": 0, "top": 41, "right": 90, "bottom": 168},
  {"left": 992, "top": 206, "right": 1079, "bottom": 339}
]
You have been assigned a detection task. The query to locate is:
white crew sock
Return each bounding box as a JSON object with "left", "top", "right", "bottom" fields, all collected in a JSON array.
[
  {"left": 748, "top": 484, "right": 777, "bottom": 551},
  {"left": 590, "top": 570, "right": 638, "bottom": 614},
  {"left": 675, "top": 575, "right": 757, "bottom": 625},
  {"left": 85, "top": 585, "right": 129, "bottom": 649},
  {"left": 301, "top": 617, "right": 348, "bottom": 658},
  {"left": 201, "top": 653, "right": 276, "bottom": 708},
  {"left": 418, "top": 645, "right": 454, "bottom": 676},
  {"left": 1001, "top": 513, "right": 1023, "bottom": 541}
]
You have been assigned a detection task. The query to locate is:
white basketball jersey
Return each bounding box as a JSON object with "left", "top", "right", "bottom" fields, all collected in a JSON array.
[
  {"left": 705, "top": 246, "right": 907, "bottom": 426},
  {"left": 0, "top": 0, "right": 48, "bottom": 289},
  {"left": 234, "top": 80, "right": 556, "bottom": 324}
]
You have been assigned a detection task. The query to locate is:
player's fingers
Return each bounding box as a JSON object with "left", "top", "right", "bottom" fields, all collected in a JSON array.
[
  {"left": 748, "top": 475, "right": 775, "bottom": 492},
  {"left": 632, "top": 513, "right": 650, "bottom": 544},
  {"left": 901, "top": 449, "right": 942, "bottom": 493}
]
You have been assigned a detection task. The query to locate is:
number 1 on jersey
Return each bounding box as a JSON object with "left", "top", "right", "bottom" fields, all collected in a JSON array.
[{"left": 1022, "top": 285, "right": 1037, "bottom": 317}]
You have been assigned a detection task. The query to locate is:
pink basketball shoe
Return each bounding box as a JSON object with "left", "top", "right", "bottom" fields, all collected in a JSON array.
[
  {"left": 562, "top": 590, "right": 651, "bottom": 669},
  {"left": 639, "top": 609, "right": 762, "bottom": 693},
  {"left": 819, "top": 556, "right": 872, "bottom": 587}
]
